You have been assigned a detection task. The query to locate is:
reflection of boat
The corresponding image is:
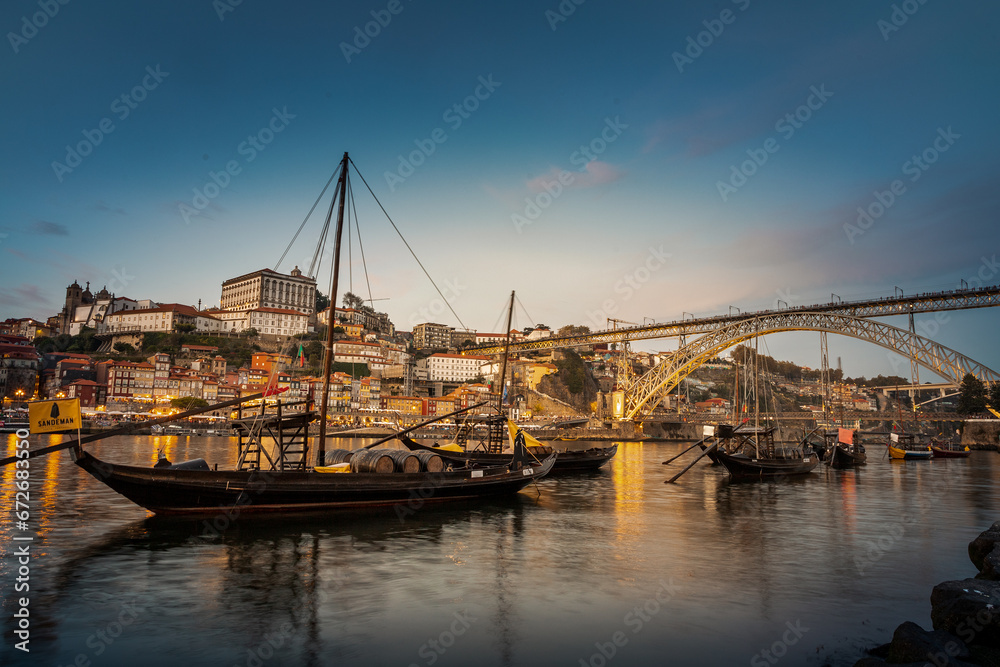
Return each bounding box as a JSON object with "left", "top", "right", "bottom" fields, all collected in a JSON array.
[
  {"left": 930, "top": 438, "right": 971, "bottom": 459},
  {"left": 888, "top": 433, "right": 932, "bottom": 460}
]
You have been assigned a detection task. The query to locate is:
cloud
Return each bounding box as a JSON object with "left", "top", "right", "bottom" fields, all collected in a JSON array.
[
  {"left": 525, "top": 160, "right": 624, "bottom": 194},
  {"left": 0, "top": 283, "right": 52, "bottom": 310},
  {"left": 93, "top": 201, "right": 126, "bottom": 215},
  {"left": 28, "top": 220, "right": 69, "bottom": 236}
]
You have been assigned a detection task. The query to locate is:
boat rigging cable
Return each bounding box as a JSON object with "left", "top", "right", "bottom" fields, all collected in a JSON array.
[{"left": 347, "top": 156, "right": 468, "bottom": 330}]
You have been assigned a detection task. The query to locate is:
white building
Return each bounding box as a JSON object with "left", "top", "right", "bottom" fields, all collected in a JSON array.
[
  {"left": 220, "top": 267, "right": 316, "bottom": 316},
  {"left": 418, "top": 353, "right": 490, "bottom": 382},
  {"left": 105, "top": 304, "right": 224, "bottom": 334}
]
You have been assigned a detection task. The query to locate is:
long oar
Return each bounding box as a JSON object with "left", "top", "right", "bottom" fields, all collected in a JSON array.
[
  {"left": 0, "top": 389, "right": 286, "bottom": 467},
  {"left": 362, "top": 401, "right": 488, "bottom": 449},
  {"left": 665, "top": 440, "right": 718, "bottom": 484},
  {"left": 661, "top": 437, "right": 710, "bottom": 465}
]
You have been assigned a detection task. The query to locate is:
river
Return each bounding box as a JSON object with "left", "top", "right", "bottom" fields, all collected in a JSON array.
[{"left": 1, "top": 434, "right": 997, "bottom": 667}]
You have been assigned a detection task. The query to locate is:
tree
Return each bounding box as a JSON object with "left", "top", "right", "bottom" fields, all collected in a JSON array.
[
  {"left": 243, "top": 327, "right": 259, "bottom": 339},
  {"left": 957, "top": 373, "right": 988, "bottom": 415},
  {"left": 989, "top": 382, "right": 1000, "bottom": 411},
  {"left": 342, "top": 292, "right": 364, "bottom": 310},
  {"left": 315, "top": 291, "right": 330, "bottom": 313},
  {"left": 170, "top": 397, "right": 209, "bottom": 410},
  {"left": 113, "top": 342, "right": 135, "bottom": 355},
  {"left": 557, "top": 324, "right": 591, "bottom": 337},
  {"left": 175, "top": 323, "right": 196, "bottom": 333}
]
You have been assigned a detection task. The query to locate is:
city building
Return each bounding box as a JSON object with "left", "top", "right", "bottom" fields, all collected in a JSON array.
[
  {"left": 413, "top": 322, "right": 453, "bottom": 349},
  {"left": 104, "top": 303, "right": 224, "bottom": 334},
  {"left": 418, "top": 353, "right": 490, "bottom": 382},
  {"left": 220, "top": 267, "right": 316, "bottom": 315}
]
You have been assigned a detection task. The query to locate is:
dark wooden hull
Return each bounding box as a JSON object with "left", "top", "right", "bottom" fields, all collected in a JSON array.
[
  {"left": 931, "top": 446, "right": 971, "bottom": 459},
  {"left": 401, "top": 439, "right": 617, "bottom": 472},
  {"left": 829, "top": 444, "right": 866, "bottom": 468},
  {"left": 75, "top": 451, "right": 555, "bottom": 516},
  {"left": 715, "top": 450, "right": 819, "bottom": 479}
]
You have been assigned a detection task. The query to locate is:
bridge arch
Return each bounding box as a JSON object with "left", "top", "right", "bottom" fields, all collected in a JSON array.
[{"left": 622, "top": 311, "right": 1000, "bottom": 420}]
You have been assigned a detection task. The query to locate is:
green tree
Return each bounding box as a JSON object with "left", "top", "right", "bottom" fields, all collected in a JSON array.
[
  {"left": 989, "top": 382, "right": 1000, "bottom": 411},
  {"left": 243, "top": 327, "right": 259, "bottom": 339},
  {"left": 113, "top": 342, "right": 135, "bottom": 355},
  {"left": 557, "top": 324, "right": 591, "bottom": 337},
  {"left": 342, "top": 292, "right": 364, "bottom": 309},
  {"left": 315, "top": 291, "right": 330, "bottom": 313},
  {"left": 170, "top": 397, "right": 209, "bottom": 410},
  {"left": 957, "top": 373, "right": 988, "bottom": 415},
  {"left": 176, "top": 323, "right": 196, "bottom": 333}
]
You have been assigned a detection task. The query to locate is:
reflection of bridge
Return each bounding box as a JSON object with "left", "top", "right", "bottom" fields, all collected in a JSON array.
[{"left": 465, "top": 284, "right": 1000, "bottom": 421}]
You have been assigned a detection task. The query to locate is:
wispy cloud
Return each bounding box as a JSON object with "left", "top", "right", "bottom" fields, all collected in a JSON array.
[
  {"left": 0, "top": 283, "right": 53, "bottom": 310},
  {"left": 525, "top": 160, "right": 625, "bottom": 193},
  {"left": 28, "top": 220, "right": 69, "bottom": 236},
  {"left": 94, "top": 201, "right": 126, "bottom": 215}
]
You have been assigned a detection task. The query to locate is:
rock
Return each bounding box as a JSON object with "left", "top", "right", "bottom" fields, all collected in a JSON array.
[
  {"left": 931, "top": 578, "right": 1000, "bottom": 647},
  {"left": 885, "top": 621, "right": 970, "bottom": 664},
  {"left": 979, "top": 544, "right": 1000, "bottom": 582},
  {"left": 970, "top": 522, "right": 1000, "bottom": 572},
  {"left": 852, "top": 658, "right": 887, "bottom": 666}
]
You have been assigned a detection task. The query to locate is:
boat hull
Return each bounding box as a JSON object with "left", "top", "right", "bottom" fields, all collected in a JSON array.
[
  {"left": 931, "top": 446, "right": 971, "bottom": 459},
  {"left": 401, "top": 439, "right": 617, "bottom": 472},
  {"left": 829, "top": 444, "right": 866, "bottom": 468},
  {"left": 75, "top": 451, "right": 555, "bottom": 516},
  {"left": 889, "top": 445, "right": 933, "bottom": 460},
  {"left": 714, "top": 450, "right": 818, "bottom": 479}
]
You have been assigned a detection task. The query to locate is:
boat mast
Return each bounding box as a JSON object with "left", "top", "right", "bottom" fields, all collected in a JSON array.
[
  {"left": 317, "top": 152, "right": 350, "bottom": 465},
  {"left": 496, "top": 290, "right": 515, "bottom": 415}
]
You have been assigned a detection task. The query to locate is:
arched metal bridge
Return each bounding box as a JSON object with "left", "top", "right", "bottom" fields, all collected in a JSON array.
[{"left": 461, "top": 284, "right": 1000, "bottom": 420}]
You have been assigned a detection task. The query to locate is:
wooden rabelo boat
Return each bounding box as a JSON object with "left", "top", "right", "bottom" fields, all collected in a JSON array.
[
  {"left": 826, "top": 428, "right": 866, "bottom": 468},
  {"left": 399, "top": 417, "right": 617, "bottom": 472},
  {"left": 2, "top": 153, "right": 557, "bottom": 516},
  {"left": 711, "top": 425, "right": 818, "bottom": 479},
  {"left": 888, "top": 433, "right": 933, "bottom": 460}
]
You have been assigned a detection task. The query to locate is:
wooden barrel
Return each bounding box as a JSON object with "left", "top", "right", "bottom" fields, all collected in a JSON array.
[
  {"left": 385, "top": 449, "right": 420, "bottom": 473},
  {"left": 349, "top": 449, "right": 395, "bottom": 473},
  {"left": 324, "top": 449, "right": 355, "bottom": 465},
  {"left": 413, "top": 450, "right": 444, "bottom": 473}
]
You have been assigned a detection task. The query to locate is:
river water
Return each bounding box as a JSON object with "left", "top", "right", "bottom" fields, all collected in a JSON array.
[{"left": 1, "top": 434, "right": 997, "bottom": 667}]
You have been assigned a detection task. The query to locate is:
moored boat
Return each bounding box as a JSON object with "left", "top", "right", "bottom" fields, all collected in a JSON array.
[
  {"left": 888, "top": 433, "right": 932, "bottom": 460},
  {"left": 827, "top": 428, "right": 866, "bottom": 469},
  {"left": 711, "top": 425, "right": 818, "bottom": 480},
  {"left": 930, "top": 438, "right": 971, "bottom": 459}
]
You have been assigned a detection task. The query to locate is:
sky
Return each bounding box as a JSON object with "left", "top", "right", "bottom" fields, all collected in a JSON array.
[{"left": 2, "top": 0, "right": 999, "bottom": 381}]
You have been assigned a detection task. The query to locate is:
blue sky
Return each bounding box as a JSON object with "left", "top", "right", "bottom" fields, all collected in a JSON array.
[{"left": 2, "top": 0, "right": 999, "bottom": 380}]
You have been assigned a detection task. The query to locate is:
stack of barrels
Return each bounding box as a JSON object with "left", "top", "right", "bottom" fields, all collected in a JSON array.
[{"left": 325, "top": 448, "right": 444, "bottom": 473}]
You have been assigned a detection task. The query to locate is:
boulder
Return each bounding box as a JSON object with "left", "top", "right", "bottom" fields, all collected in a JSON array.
[
  {"left": 885, "top": 621, "right": 970, "bottom": 664},
  {"left": 978, "top": 544, "right": 1000, "bottom": 582},
  {"left": 931, "top": 578, "right": 1000, "bottom": 647},
  {"left": 969, "top": 522, "right": 1000, "bottom": 572}
]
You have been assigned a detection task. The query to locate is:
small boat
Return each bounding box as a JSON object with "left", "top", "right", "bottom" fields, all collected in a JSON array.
[
  {"left": 827, "top": 428, "right": 866, "bottom": 469},
  {"left": 888, "top": 433, "right": 932, "bottom": 460},
  {"left": 930, "top": 439, "right": 971, "bottom": 459}
]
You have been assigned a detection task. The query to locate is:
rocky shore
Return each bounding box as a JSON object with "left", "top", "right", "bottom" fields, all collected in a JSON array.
[{"left": 854, "top": 522, "right": 1000, "bottom": 666}]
